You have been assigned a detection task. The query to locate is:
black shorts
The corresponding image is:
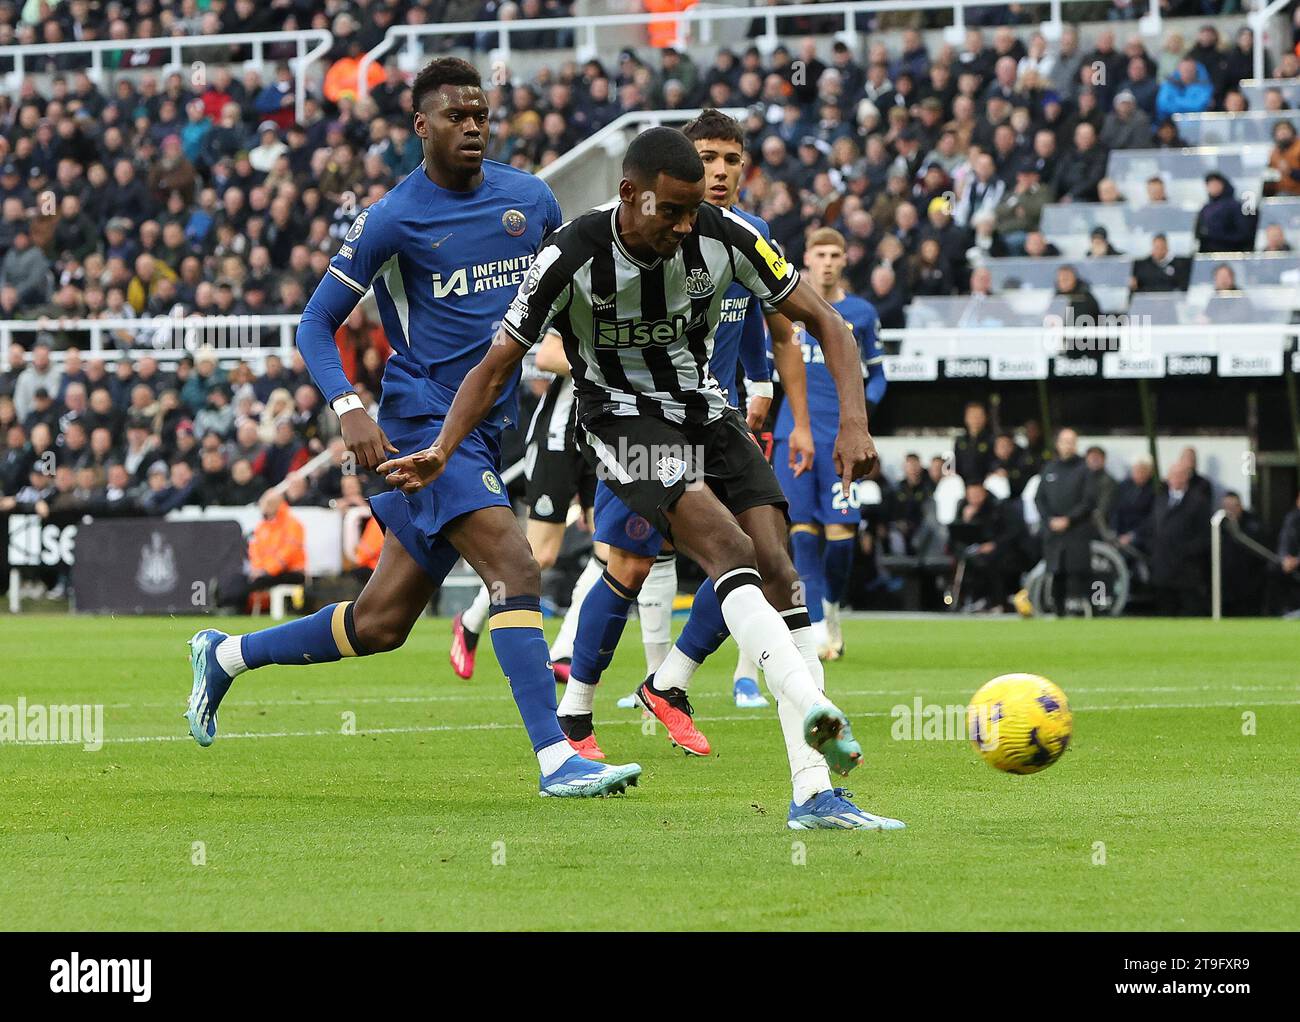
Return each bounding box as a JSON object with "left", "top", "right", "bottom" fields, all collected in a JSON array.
[
  {"left": 581, "top": 406, "right": 787, "bottom": 539},
  {"left": 524, "top": 439, "right": 596, "bottom": 523}
]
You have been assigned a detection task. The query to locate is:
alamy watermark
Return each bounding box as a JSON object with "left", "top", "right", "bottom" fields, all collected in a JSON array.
[
  {"left": 1042, "top": 310, "right": 1153, "bottom": 356},
  {"left": 890, "top": 697, "right": 998, "bottom": 748},
  {"left": 591, "top": 436, "right": 707, "bottom": 491},
  {"left": 0, "top": 698, "right": 104, "bottom": 751}
]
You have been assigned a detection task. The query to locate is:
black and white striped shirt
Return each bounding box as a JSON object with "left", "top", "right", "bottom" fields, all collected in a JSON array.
[
  {"left": 502, "top": 201, "right": 799, "bottom": 426},
  {"left": 525, "top": 374, "right": 576, "bottom": 453}
]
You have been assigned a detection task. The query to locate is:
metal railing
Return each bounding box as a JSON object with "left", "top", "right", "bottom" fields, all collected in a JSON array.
[
  {"left": 0, "top": 313, "right": 303, "bottom": 362},
  {"left": 536, "top": 106, "right": 743, "bottom": 220},
  {"left": 1, "top": 30, "right": 333, "bottom": 122},
  {"left": 1210, "top": 507, "right": 1297, "bottom": 619},
  {"left": 883, "top": 323, "right": 1300, "bottom": 363},
  {"left": 3, "top": 317, "right": 1297, "bottom": 370},
  {"left": 357, "top": 0, "right": 1164, "bottom": 102}
]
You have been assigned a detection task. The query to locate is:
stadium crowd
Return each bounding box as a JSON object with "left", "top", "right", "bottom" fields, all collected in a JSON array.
[
  {"left": 1, "top": 0, "right": 1299, "bottom": 612},
  {"left": 851, "top": 402, "right": 1300, "bottom": 617}
]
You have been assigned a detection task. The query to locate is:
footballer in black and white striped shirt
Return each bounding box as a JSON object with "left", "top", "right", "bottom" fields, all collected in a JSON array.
[{"left": 379, "top": 127, "right": 906, "bottom": 829}]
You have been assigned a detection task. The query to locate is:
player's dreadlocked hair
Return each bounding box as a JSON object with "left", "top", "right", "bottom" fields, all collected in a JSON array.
[
  {"left": 623, "top": 127, "right": 704, "bottom": 184},
  {"left": 681, "top": 108, "right": 746, "bottom": 147},
  {"left": 411, "top": 57, "right": 482, "bottom": 113}
]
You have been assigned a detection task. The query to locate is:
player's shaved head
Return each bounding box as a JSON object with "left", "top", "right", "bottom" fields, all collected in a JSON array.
[
  {"left": 623, "top": 127, "right": 704, "bottom": 187},
  {"left": 617, "top": 128, "right": 705, "bottom": 260}
]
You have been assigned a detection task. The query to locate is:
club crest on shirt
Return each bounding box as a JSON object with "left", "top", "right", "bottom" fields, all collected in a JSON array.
[
  {"left": 626, "top": 514, "right": 652, "bottom": 541},
  {"left": 502, "top": 208, "right": 527, "bottom": 236},
  {"left": 482, "top": 470, "right": 503, "bottom": 494},
  {"left": 657, "top": 456, "right": 687, "bottom": 487},
  {"left": 684, "top": 267, "right": 715, "bottom": 299},
  {"left": 344, "top": 209, "right": 369, "bottom": 243}
]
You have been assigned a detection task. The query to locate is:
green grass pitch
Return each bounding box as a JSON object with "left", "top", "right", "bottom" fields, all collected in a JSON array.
[{"left": 2, "top": 614, "right": 1297, "bottom": 931}]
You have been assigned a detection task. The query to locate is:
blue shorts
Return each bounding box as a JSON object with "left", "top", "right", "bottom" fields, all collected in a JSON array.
[
  {"left": 773, "top": 435, "right": 861, "bottom": 526},
  {"left": 367, "top": 414, "right": 511, "bottom": 583},
  {"left": 592, "top": 479, "right": 665, "bottom": 558}
]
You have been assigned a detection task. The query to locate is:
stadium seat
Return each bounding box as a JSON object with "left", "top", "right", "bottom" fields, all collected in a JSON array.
[{"left": 268, "top": 584, "right": 306, "bottom": 621}]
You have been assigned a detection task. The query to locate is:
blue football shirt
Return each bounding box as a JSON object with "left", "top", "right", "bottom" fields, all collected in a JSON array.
[
  {"left": 710, "top": 205, "right": 772, "bottom": 407},
  {"left": 774, "top": 292, "right": 883, "bottom": 441},
  {"left": 298, "top": 159, "right": 563, "bottom": 432}
]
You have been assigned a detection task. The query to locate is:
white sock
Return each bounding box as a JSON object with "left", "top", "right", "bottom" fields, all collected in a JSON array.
[
  {"left": 716, "top": 570, "right": 829, "bottom": 723},
  {"left": 537, "top": 740, "right": 574, "bottom": 774},
  {"left": 653, "top": 643, "right": 701, "bottom": 691},
  {"left": 557, "top": 679, "right": 596, "bottom": 717},
  {"left": 461, "top": 584, "right": 492, "bottom": 635},
  {"left": 734, "top": 648, "right": 758, "bottom": 682},
  {"left": 643, "top": 642, "right": 671, "bottom": 677},
  {"left": 823, "top": 599, "right": 841, "bottom": 643},
  {"left": 550, "top": 553, "right": 604, "bottom": 661},
  {"left": 780, "top": 609, "right": 833, "bottom": 804},
  {"left": 812, "top": 619, "right": 830, "bottom": 647},
  {"left": 215, "top": 636, "right": 248, "bottom": 677},
  {"left": 637, "top": 554, "right": 676, "bottom": 677}
]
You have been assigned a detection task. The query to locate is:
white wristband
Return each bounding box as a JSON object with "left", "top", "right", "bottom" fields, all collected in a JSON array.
[
  {"left": 331, "top": 393, "right": 364, "bottom": 417},
  {"left": 746, "top": 380, "right": 774, "bottom": 399}
]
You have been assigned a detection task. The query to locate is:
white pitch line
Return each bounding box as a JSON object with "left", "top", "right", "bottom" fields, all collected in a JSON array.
[
  {"left": 7, "top": 699, "right": 1299, "bottom": 748},
  {"left": 102, "top": 682, "right": 1300, "bottom": 711}
]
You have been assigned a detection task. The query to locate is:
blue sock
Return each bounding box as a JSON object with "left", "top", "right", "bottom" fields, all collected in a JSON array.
[
  {"left": 789, "top": 527, "right": 826, "bottom": 623},
  {"left": 823, "top": 537, "right": 855, "bottom": 606},
  {"left": 241, "top": 601, "right": 372, "bottom": 669},
  {"left": 677, "top": 579, "right": 729, "bottom": 662},
  {"left": 569, "top": 571, "right": 638, "bottom": 685},
  {"left": 488, "top": 595, "right": 567, "bottom": 754}
]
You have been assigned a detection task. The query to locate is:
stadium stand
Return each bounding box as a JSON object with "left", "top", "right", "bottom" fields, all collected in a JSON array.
[{"left": 1, "top": 0, "right": 1299, "bottom": 616}]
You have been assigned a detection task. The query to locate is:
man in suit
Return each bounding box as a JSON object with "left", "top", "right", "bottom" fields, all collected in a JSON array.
[
  {"left": 1035, "top": 427, "right": 1097, "bottom": 615},
  {"left": 1137, "top": 461, "right": 1212, "bottom": 616},
  {"left": 1111, "top": 455, "right": 1157, "bottom": 541}
]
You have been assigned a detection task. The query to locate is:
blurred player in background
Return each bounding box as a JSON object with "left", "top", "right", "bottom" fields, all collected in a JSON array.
[
  {"left": 775, "top": 228, "right": 885, "bottom": 660},
  {"left": 183, "top": 57, "right": 641, "bottom": 799}
]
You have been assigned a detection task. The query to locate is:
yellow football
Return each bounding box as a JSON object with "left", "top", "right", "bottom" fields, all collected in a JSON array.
[{"left": 967, "top": 674, "right": 1072, "bottom": 774}]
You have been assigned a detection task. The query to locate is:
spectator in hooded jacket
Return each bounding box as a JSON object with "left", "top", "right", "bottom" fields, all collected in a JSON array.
[
  {"left": 1156, "top": 59, "right": 1213, "bottom": 124},
  {"left": 1195, "top": 172, "right": 1257, "bottom": 253}
]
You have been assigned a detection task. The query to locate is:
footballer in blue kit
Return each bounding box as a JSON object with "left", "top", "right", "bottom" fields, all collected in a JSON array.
[
  {"left": 182, "top": 57, "right": 641, "bottom": 799},
  {"left": 773, "top": 227, "right": 886, "bottom": 659},
  {"left": 554, "top": 111, "right": 816, "bottom": 759}
]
